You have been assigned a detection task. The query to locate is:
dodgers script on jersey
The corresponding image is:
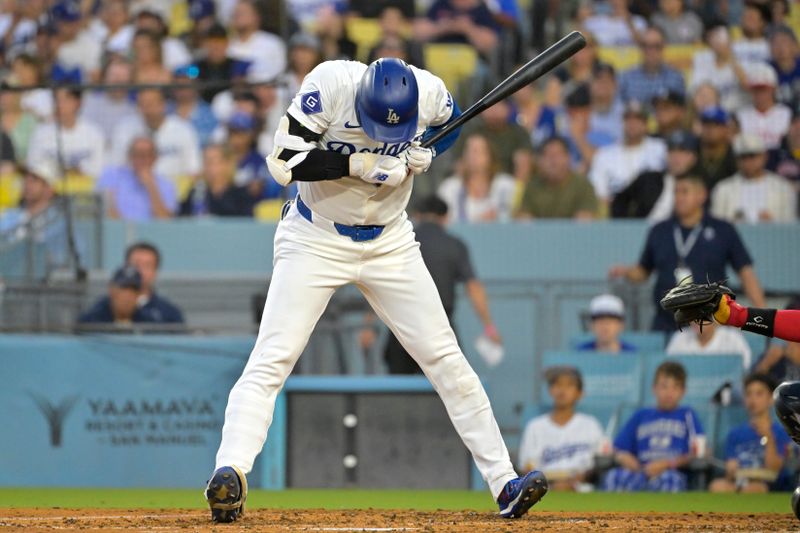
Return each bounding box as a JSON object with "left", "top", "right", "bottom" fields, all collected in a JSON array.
[{"left": 286, "top": 61, "right": 454, "bottom": 226}]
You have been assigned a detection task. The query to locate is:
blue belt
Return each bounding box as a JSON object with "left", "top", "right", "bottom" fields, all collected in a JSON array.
[{"left": 296, "top": 197, "right": 385, "bottom": 242}]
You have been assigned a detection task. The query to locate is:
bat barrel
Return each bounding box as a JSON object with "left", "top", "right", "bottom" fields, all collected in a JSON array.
[{"left": 421, "top": 31, "right": 586, "bottom": 149}]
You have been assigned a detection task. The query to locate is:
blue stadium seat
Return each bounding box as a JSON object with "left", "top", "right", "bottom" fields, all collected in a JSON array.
[
  {"left": 642, "top": 353, "right": 744, "bottom": 404},
  {"left": 714, "top": 405, "right": 749, "bottom": 460},
  {"left": 568, "top": 332, "right": 668, "bottom": 352},
  {"left": 541, "top": 351, "right": 644, "bottom": 406}
]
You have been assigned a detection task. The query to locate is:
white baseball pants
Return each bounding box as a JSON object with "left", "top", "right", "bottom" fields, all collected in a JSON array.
[{"left": 215, "top": 201, "right": 517, "bottom": 499}]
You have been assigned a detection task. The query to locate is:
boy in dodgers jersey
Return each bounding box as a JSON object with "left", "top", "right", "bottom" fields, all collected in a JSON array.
[
  {"left": 204, "top": 58, "right": 547, "bottom": 522},
  {"left": 603, "top": 361, "right": 704, "bottom": 492},
  {"left": 519, "top": 367, "right": 603, "bottom": 490}
]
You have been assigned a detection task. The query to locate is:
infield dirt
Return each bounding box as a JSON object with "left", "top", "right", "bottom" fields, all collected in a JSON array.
[{"left": 0, "top": 508, "right": 795, "bottom": 532}]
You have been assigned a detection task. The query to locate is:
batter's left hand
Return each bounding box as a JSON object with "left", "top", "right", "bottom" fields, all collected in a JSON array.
[{"left": 403, "top": 142, "right": 433, "bottom": 175}]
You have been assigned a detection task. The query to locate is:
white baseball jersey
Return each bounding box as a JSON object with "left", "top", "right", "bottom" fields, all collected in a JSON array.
[
  {"left": 736, "top": 105, "right": 791, "bottom": 150},
  {"left": 27, "top": 118, "right": 105, "bottom": 178},
  {"left": 518, "top": 413, "right": 604, "bottom": 474},
  {"left": 589, "top": 137, "right": 667, "bottom": 201},
  {"left": 285, "top": 60, "right": 455, "bottom": 226}
]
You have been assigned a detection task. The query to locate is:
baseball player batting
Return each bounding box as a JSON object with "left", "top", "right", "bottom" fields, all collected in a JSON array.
[
  {"left": 662, "top": 282, "right": 800, "bottom": 518},
  {"left": 204, "top": 57, "right": 548, "bottom": 522}
]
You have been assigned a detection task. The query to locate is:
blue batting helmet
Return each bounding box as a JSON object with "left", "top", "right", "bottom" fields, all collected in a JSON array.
[{"left": 355, "top": 58, "right": 419, "bottom": 143}]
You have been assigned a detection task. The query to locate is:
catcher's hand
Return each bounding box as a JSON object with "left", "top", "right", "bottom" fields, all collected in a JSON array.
[{"left": 659, "top": 278, "right": 736, "bottom": 329}]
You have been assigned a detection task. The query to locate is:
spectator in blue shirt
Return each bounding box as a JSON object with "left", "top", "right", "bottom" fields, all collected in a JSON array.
[
  {"left": 96, "top": 136, "right": 177, "bottom": 221},
  {"left": 577, "top": 294, "right": 637, "bottom": 353},
  {"left": 769, "top": 25, "right": 800, "bottom": 107},
  {"left": 124, "top": 242, "right": 184, "bottom": 324},
  {"left": 710, "top": 374, "right": 793, "bottom": 493},
  {"left": 619, "top": 26, "right": 685, "bottom": 106},
  {"left": 603, "top": 361, "right": 704, "bottom": 492},
  {"left": 609, "top": 173, "right": 766, "bottom": 332},
  {"left": 172, "top": 65, "right": 218, "bottom": 148},
  {"left": 79, "top": 266, "right": 144, "bottom": 325},
  {"left": 413, "top": 0, "right": 499, "bottom": 57}
]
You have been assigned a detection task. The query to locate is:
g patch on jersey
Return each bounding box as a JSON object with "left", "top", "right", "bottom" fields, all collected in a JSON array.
[{"left": 301, "top": 91, "right": 322, "bottom": 115}]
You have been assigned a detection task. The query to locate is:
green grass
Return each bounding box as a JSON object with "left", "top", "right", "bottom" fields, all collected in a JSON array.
[{"left": 0, "top": 489, "right": 791, "bottom": 514}]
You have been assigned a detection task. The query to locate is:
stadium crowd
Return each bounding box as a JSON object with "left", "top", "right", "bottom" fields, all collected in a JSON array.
[{"left": 0, "top": 0, "right": 799, "bottom": 224}]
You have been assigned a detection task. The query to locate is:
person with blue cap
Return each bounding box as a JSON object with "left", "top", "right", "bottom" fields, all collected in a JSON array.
[
  {"left": 204, "top": 57, "right": 548, "bottom": 523},
  {"left": 51, "top": 0, "right": 102, "bottom": 82}
]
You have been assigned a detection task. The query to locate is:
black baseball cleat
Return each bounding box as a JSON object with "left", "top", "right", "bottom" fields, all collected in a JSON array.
[
  {"left": 774, "top": 382, "right": 800, "bottom": 446},
  {"left": 205, "top": 466, "right": 248, "bottom": 523},
  {"left": 792, "top": 486, "right": 800, "bottom": 521},
  {"left": 497, "top": 470, "right": 549, "bottom": 518}
]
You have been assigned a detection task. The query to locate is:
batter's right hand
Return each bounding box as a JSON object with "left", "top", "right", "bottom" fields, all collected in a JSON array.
[{"left": 349, "top": 153, "right": 408, "bottom": 187}]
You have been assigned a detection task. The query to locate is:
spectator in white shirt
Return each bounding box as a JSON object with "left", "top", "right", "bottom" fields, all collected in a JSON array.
[
  {"left": 589, "top": 101, "right": 667, "bottom": 208},
  {"left": 736, "top": 63, "right": 791, "bottom": 150},
  {"left": 666, "top": 321, "right": 753, "bottom": 370},
  {"left": 27, "top": 87, "right": 105, "bottom": 180},
  {"left": 711, "top": 134, "right": 797, "bottom": 223},
  {"left": 88, "top": 0, "right": 134, "bottom": 57},
  {"left": 690, "top": 25, "right": 749, "bottom": 112},
  {"left": 733, "top": 1, "right": 772, "bottom": 64},
  {"left": 581, "top": 0, "right": 647, "bottom": 47},
  {"left": 10, "top": 53, "right": 52, "bottom": 121},
  {"left": 651, "top": 0, "right": 703, "bottom": 44},
  {"left": 110, "top": 89, "right": 201, "bottom": 184},
  {"left": 519, "top": 366, "right": 604, "bottom": 491},
  {"left": 51, "top": 0, "right": 102, "bottom": 82},
  {"left": 228, "top": 0, "right": 286, "bottom": 80},
  {"left": 131, "top": 2, "right": 192, "bottom": 70},
  {"left": 438, "top": 133, "right": 516, "bottom": 223}
]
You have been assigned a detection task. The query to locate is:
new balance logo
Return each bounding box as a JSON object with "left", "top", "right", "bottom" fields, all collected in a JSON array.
[
  {"left": 386, "top": 109, "right": 400, "bottom": 124},
  {"left": 344, "top": 121, "right": 361, "bottom": 128},
  {"left": 375, "top": 173, "right": 389, "bottom": 182}
]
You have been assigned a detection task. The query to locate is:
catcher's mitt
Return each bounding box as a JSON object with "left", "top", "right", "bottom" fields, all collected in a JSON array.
[{"left": 659, "top": 278, "right": 736, "bottom": 329}]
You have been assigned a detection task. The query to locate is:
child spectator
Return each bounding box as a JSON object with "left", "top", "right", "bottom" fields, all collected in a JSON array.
[
  {"left": 576, "top": 294, "right": 637, "bottom": 353},
  {"left": 519, "top": 366, "right": 603, "bottom": 491},
  {"left": 709, "top": 374, "right": 792, "bottom": 493},
  {"left": 180, "top": 144, "right": 254, "bottom": 217},
  {"left": 666, "top": 321, "right": 753, "bottom": 370},
  {"left": 438, "top": 133, "right": 516, "bottom": 222},
  {"left": 602, "top": 361, "right": 704, "bottom": 492}
]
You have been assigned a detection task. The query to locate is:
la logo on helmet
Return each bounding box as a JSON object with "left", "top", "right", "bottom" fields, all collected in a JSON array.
[{"left": 386, "top": 109, "right": 400, "bottom": 124}]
